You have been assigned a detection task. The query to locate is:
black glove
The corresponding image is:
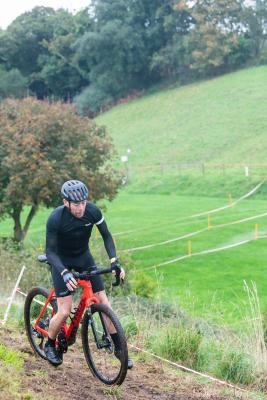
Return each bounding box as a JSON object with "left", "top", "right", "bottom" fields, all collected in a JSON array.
[
  {"left": 111, "top": 258, "right": 121, "bottom": 274},
  {"left": 111, "top": 258, "right": 124, "bottom": 286},
  {"left": 62, "top": 270, "right": 77, "bottom": 290}
]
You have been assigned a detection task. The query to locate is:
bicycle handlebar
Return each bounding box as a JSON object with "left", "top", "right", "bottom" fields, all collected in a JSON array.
[
  {"left": 73, "top": 267, "right": 122, "bottom": 287},
  {"left": 37, "top": 255, "right": 122, "bottom": 287}
]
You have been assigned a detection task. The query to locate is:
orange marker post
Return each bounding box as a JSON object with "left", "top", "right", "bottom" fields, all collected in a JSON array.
[
  {"left": 254, "top": 223, "right": 259, "bottom": 240},
  {"left": 188, "top": 240, "right": 192, "bottom": 256},
  {"left": 228, "top": 193, "right": 233, "bottom": 207},
  {"left": 208, "top": 214, "right": 211, "bottom": 230}
]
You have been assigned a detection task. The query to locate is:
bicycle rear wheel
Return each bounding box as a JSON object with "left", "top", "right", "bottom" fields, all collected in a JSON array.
[
  {"left": 81, "top": 303, "right": 128, "bottom": 385},
  {"left": 24, "top": 287, "right": 57, "bottom": 359}
]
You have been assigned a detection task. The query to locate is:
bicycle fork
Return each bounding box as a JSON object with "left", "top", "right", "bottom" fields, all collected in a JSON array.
[{"left": 87, "top": 308, "right": 113, "bottom": 351}]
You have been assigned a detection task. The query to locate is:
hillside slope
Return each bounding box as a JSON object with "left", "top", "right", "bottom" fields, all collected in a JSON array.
[
  {"left": 96, "top": 66, "right": 267, "bottom": 197},
  {"left": 97, "top": 66, "right": 267, "bottom": 167}
]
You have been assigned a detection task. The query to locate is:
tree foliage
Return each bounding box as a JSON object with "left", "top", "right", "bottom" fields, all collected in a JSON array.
[
  {"left": 185, "top": 0, "right": 243, "bottom": 76},
  {"left": 0, "top": 1, "right": 266, "bottom": 113},
  {"left": 0, "top": 67, "right": 27, "bottom": 99},
  {"left": 0, "top": 98, "right": 119, "bottom": 242}
]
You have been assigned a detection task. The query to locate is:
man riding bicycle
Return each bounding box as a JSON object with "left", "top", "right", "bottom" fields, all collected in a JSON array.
[{"left": 44, "top": 179, "right": 133, "bottom": 369}]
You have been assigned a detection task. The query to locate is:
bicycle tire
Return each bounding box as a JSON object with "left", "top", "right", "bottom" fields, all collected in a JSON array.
[
  {"left": 81, "top": 303, "right": 128, "bottom": 385},
  {"left": 24, "top": 287, "right": 57, "bottom": 359}
]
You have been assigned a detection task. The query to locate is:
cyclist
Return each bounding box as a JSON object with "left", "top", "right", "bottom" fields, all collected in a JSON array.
[{"left": 44, "top": 179, "right": 133, "bottom": 369}]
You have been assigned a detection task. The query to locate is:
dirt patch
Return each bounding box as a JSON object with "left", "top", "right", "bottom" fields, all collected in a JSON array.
[{"left": 0, "top": 327, "right": 249, "bottom": 400}]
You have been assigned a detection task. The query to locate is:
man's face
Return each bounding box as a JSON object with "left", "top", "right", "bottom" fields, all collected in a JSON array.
[{"left": 63, "top": 199, "right": 87, "bottom": 218}]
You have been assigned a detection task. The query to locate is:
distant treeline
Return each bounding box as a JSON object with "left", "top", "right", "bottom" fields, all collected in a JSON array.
[{"left": 0, "top": 0, "right": 266, "bottom": 115}]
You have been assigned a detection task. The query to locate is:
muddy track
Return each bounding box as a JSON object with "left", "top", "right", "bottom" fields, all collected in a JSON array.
[{"left": 0, "top": 328, "right": 244, "bottom": 400}]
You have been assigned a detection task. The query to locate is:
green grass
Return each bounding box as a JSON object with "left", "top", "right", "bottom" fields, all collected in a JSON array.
[
  {"left": 96, "top": 65, "right": 267, "bottom": 195},
  {"left": 1, "top": 189, "right": 267, "bottom": 325},
  {"left": 0, "top": 344, "right": 23, "bottom": 367},
  {"left": 97, "top": 65, "right": 267, "bottom": 168}
]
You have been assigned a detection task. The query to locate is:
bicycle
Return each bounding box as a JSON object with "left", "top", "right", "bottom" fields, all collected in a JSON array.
[{"left": 24, "top": 255, "right": 128, "bottom": 385}]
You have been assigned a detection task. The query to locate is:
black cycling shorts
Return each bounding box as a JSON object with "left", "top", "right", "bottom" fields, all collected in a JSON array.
[{"left": 51, "top": 251, "right": 104, "bottom": 297}]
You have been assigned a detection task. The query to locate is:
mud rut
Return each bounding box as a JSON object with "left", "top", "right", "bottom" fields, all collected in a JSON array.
[{"left": 1, "top": 328, "right": 241, "bottom": 400}]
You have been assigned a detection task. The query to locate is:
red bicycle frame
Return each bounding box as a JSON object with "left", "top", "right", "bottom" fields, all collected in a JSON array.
[{"left": 34, "top": 279, "right": 99, "bottom": 340}]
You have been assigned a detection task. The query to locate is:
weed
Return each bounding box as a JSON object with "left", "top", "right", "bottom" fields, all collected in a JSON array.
[
  {"left": 151, "top": 325, "right": 202, "bottom": 369},
  {"left": 102, "top": 385, "right": 122, "bottom": 398},
  {"left": 218, "top": 348, "right": 253, "bottom": 384},
  {"left": 0, "top": 344, "right": 23, "bottom": 367}
]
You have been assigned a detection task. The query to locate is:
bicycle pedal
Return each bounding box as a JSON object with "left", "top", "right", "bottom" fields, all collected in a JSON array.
[{"left": 57, "top": 332, "right": 68, "bottom": 353}]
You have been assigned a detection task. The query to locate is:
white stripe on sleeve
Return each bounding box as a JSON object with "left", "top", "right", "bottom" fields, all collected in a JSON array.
[{"left": 95, "top": 216, "right": 105, "bottom": 225}]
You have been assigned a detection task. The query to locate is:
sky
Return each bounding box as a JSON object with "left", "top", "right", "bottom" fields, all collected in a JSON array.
[{"left": 0, "top": 0, "right": 91, "bottom": 29}]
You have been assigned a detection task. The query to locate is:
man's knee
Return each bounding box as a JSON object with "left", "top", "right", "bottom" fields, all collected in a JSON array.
[
  {"left": 57, "top": 296, "right": 72, "bottom": 319},
  {"left": 94, "top": 290, "right": 110, "bottom": 307}
]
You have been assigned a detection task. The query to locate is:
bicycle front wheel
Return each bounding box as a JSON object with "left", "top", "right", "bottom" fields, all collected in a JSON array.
[
  {"left": 24, "top": 287, "right": 57, "bottom": 359},
  {"left": 81, "top": 303, "right": 128, "bottom": 385}
]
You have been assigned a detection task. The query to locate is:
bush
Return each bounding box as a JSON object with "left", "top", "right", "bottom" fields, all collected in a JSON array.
[
  {"left": 0, "top": 67, "right": 27, "bottom": 100},
  {"left": 120, "top": 314, "right": 138, "bottom": 339},
  {"left": 130, "top": 272, "right": 157, "bottom": 299},
  {"left": 0, "top": 242, "right": 51, "bottom": 295},
  {"left": 74, "top": 84, "right": 113, "bottom": 116},
  {"left": 218, "top": 348, "right": 254, "bottom": 385},
  {"left": 152, "top": 325, "right": 203, "bottom": 369}
]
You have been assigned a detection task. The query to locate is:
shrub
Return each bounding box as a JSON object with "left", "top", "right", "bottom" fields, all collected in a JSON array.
[
  {"left": 152, "top": 325, "right": 203, "bottom": 369},
  {"left": 0, "top": 344, "right": 23, "bottom": 367},
  {"left": 130, "top": 272, "right": 157, "bottom": 299},
  {"left": 120, "top": 314, "right": 138, "bottom": 339},
  {"left": 218, "top": 349, "right": 254, "bottom": 385}
]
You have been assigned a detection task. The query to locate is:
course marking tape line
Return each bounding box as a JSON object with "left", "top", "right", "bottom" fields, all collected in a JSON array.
[
  {"left": 128, "top": 344, "right": 248, "bottom": 394},
  {"left": 143, "top": 235, "right": 267, "bottom": 271},
  {"left": 16, "top": 288, "right": 53, "bottom": 310},
  {"left": 113, "top": 181, "right": 265, "bottom": 237},
  {"left": 121, "top": 210, "right": 267, "bottom": 253},
  {"left": 186, "top": 180, "right": 264, "bottom": 218},
  {"left": 121, "top": 228, "right": 207, "bottom": 252}
]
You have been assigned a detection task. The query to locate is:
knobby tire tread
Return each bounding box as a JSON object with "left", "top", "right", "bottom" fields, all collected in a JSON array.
[
  {"left": 24, "top": 286, "right": 56, "bottom": 359},
  {"left": 81, "top": 303, "right": 128, "bottom": 385}
]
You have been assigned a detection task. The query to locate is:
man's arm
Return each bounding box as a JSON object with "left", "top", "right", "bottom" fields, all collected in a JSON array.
[
  {"left": 97, "top": 220, "right": 125, "bottom": 280},
  {"left": 46, "top": 216, "right": 66, "bottom": 275},
  {"left": 97, "top": 220, "right": 116, "bottom": 260}
]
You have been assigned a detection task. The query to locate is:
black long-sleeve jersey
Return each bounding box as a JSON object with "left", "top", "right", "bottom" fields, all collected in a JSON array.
[{"left": 45, "top": 202, "right": 116, "bottom": 274}]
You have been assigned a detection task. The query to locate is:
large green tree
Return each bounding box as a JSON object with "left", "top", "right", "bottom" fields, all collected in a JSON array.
[
  {"left": 73, "top": 0, "right": 178, "bottom": 114},
  {"left": 0, "top": 97, "right": 119, "bottom": 242},
  {"left": 150, "top": 0, "right": 193, "bottom": 80},
  {"left": 0, "top": 7, "right": 88, "bottom": 100},
  {"left": 185, "top": 0, "right": 243, "bottom": 76}
]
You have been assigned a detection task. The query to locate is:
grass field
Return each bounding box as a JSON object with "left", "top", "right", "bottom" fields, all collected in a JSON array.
[
  {"left": 96, "top": 65, "right": 267, "bottom": 196},
  {"left": 97, "top": 65, "right": 267, "bottom": 168},
  {"left": 1, "top": 185, "right": 267, "bottom": 325}
]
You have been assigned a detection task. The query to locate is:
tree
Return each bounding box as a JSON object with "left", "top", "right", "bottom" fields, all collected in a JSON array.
[
  {"left": 73, "top": 0, "right": 176, "bottom": 114},
  {"left": 242, "top": 0, "right": 267, "bottom": 61},
  {"left": 38, "top": 9, "right": 90, "bottom": 100},
  {"left": 0, "top": 7, "right": 87, "bottom": 100},
  {"left": 150, "top": 0, "right": 193, "bottom": 80},
  {"left": 0, "top": 98, "right": 120, "bottom": 242},
  {"left": 185, "top": 0, "right": 243, "bottom": 76},
  {"left": 0, "top": 67, "right": 28, "bottom": 99}
]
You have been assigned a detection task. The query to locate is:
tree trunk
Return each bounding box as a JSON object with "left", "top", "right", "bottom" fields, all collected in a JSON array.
[
  {"left": 23, "top": 205, "right": 38, "bottom": 239},
  {"left": 12, "top": 204, "right": 38, "bottom": 242},
  {"left": 12, "top": 206, "right": 23, "bottom": 242}
]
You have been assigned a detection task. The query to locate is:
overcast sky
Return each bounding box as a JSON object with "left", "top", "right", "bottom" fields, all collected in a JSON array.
[{"left": 0, "top": 0, "right": 91, "bottom": 29}]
